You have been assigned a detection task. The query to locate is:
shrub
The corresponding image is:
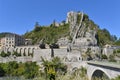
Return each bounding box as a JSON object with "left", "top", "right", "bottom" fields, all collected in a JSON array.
[
  {"left": 101, "top": 54, "right": 108, "bottom": 59},
  {"left": 49, "top": 43, "right": 59, "bottom": 49},
  {"left": 109, "top": 55, "right": 116, "bottom": 62},
  {"left": 39, "top": 43, "right": 46, "bottom": 49},
  {"left": 0, "top": 66, "right": 5, "bottom": 77}
]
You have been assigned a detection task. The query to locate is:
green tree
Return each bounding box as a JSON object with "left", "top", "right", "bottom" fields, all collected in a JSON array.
[
  {"left": 0, "top": 66, "right": 5, "bottom": 77},
  {"left": 0, "top": 51, "right": 7, "bottom": 57},
  {"left": 34, "top": 22, "right": 41, "bottom": 32},
  {"left": 7, "top": 61, "right": 18, "bottom": 76},
  {"left": 23, "top": 62, "right": 39, "bottom": 79},
  {"left": 0, "top": 61, "right": 39, "bottom": 79},
  {"left": 109, "top": 54, "right": 116, "bottom": 62},
  {"left": 80, "top": 67, "right": 87, "bottom": 78},
  {"left": 13, "top": 51, "right": 21, "bottom": 57},
  {"left": 41, "top": 57, "right": 67, "bottom": 80},
  {"left": 7, "top": 51, "right": 11, "bottom": 56},
  {"left": 97, "top": 28, "right": 112, "bottom": 46},
  {"left": 101, "top": 54, "right": 108, "bottom": 59},
  {"left": 85, "top": 48, "right": 93, "bottom": 60},
  {"left": 17, "top": 63, "right": 25, "bottom": 76},
  {"left": 114, "top": 40, "right": 120, "bottom": 46}
]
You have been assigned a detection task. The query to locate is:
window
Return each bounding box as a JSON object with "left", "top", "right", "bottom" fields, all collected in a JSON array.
[{"left": 9, "top": 41, "right": 11, "bottom": 44}]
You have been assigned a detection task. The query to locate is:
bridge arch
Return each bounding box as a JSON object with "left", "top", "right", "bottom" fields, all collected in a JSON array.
[
  {"left": 72, "top": 67, "right": 78, "bottom": 72},
  {"left": 87, "top": 62, "right": 120, "bottom": 80},
  {"left": 32, "top": 48, "right": 35, "bottom": 53},
  {"left": 7, "top": 47, "right": 10, "bottom": 52},
  {"left": 20, "top": 48, "right": 22, "bottom": 53},
  {"left": 23, "top": 48, "right": 27, "bottom": 56},
  {"left": 28, "top": 48, "right": 31, "bottom": 56},
  {"left": 15, "top": 48, "right": 18, "bottom": 52},
  {"left": 17, "top": 48, "right": 21, "bottom": 54},
  {"left": 91, "top": 68, "right": 110, "bottom": 80},
  {"left": 18, "top": 48, "right": 22, "bottom": 56}
]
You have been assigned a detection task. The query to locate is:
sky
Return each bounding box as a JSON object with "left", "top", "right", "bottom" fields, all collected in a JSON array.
[{"left": 0, "top": 0, "right": 120, "bottom": 38}]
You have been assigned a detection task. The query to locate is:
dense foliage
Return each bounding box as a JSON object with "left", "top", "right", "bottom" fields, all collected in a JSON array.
[
  {"left": 0, "top": 32, "right": 9, "bottom": 38},
  {"left": 0, "top": 51, "right": 11, "bottom": 57},
  {"left": 41, "top": 57, "right": 67, "bottom": 80},
  {"left": 24, "top": 22, "right": 69, "bottom": 44},
  {"left": 114, "top": 39, "right": 120, "bottom": 46},
  {"left": 112, "top": 75, "right": 120, "bottom": 80},
  {"left": 0, "top": 51, "right": 33, "bottom": 57},
  {"left": 0, "top": 57, "right": 68, "bottom": 80},
  {"left": 97, "top": 29, "right": 115, "bottom": 46},
  {"left": 0, "top": 61, "right": 39, "bottom": 79},
  {"left": 101, "top": 54, "right": 108, "bottom": 59}
]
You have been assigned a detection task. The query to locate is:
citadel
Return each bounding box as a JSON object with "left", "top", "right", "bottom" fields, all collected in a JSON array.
[
  {"left": 0, "top": 11, "right": 117, "bottom": 61},
  {"left": 0, "top": 11, "right": 120, "bottom": 80}
]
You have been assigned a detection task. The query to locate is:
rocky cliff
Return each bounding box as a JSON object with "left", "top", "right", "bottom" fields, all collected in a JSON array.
[{"left": 66, "top": 11, "right": 98, "bottom": 47}]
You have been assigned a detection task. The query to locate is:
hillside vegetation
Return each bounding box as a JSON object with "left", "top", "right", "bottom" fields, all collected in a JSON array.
[
  {"left": 24, "top": 22, "right": 69, "bottom": 44},
  {"left": 0, "top": 32, "right": 11, "bottom": 38}
]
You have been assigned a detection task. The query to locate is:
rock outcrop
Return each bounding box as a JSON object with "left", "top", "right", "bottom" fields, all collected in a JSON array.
[{"left": 66, "top": 11, "right": 97, "bottom": 46}]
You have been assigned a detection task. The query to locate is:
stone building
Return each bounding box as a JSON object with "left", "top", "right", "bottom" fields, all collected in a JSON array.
[
  {"left": 0, "top": 33, "right": 25, "bottom": 48},
  {"left": 25, "top": 39, "right": 32, "bottom": 45},
  {"left": 0, "top": 37, "right": 6, "bottom": 49}
]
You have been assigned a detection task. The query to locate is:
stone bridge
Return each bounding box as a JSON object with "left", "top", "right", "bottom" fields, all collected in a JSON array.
[{"left": 87, "top": 61, "right": 120, "bottom": 80}]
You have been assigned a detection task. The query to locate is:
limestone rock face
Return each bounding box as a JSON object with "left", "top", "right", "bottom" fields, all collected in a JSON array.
[
  {"left": 57, "top": 37, "right": 69, "bottom": 46},
  {"left": 64, "top": 11, "right": 102, "bottom": 57},
  {"left": 66, "top": 11, "right": 98, "bottom": 47}
]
